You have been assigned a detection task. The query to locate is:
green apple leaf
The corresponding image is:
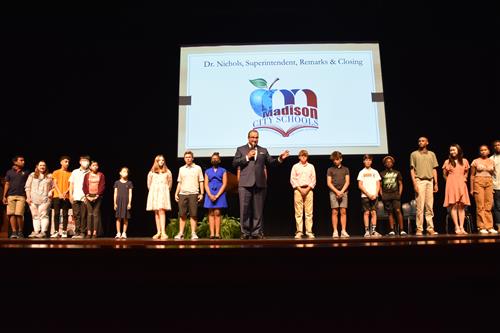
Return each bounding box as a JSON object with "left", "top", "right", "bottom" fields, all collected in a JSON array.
[{"left": 249, "top": 78, "right": 268, "bottom": 89}]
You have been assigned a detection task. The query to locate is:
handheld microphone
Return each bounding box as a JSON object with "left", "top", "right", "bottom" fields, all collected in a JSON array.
[{"left": 250, "top": 143, "right": 257, "bottom": 160}]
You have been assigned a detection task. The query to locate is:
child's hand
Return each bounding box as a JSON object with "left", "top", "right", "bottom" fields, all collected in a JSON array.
[{"left": 127, "top": 204, "right": 131, "bottom": 210}]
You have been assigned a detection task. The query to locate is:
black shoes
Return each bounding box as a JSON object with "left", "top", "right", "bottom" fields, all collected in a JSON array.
[{"left": 240, "top": 234, "right": 264, "bottom": 239}]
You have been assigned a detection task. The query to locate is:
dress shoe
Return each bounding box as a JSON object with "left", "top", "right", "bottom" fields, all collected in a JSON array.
[
  {"left": 240, "top": 234, "right": 250, "bottom": 239},
  {"left": 427, "top": 229, "right": 438, "bottom": 236}
]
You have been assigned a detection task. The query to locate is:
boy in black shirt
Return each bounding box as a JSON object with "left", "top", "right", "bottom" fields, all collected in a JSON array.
[{"left": 379, "top": 156, "right": 405, "bottom": 235}]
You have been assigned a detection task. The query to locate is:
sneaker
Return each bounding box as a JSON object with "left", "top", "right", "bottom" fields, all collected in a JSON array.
[
  {"left": 332, "top": 230, "right": 339, "bottom": 238},
  {"left": 9, "top": 232, "right": 18, "bottom": 239},
  {"left": 364, "top": 230, "right": 371, "bottom": 238},
  {"left": 72, "top": 234, "right": 84, "bottom": 239},
  {"left": 340, "top": 230, "right": 350, "bottom": 238},
  {"left": 306, "top": 232, "right": 315, "bottom": 239},
  {"left": 488, "top": 228, "right": 498, "bottom": 234},
  {"left": 50, "top": 232, "right": 59, "bottom": 238},
  {"left": 400, "top": 230, "right": 407, "bottom": 236},
  {"left": 36, "top": 232, "right": 47, "bottom": 238},
  {"left": 416, "top": 230, "right": 423, "bottom": 236},
  {"left": 61, "top": 231, "right": 68, "bottom": 238},
  {"left": 191, "top": 233, "right": 199, "bottom": 240},
  {"left": 294, "top": 232, "right": 303, "bottom": 239},
  {"left": 17, "top": 232, "right": 24, "bottom": 239},
  {"left": 371, "top": 230, "right": 382, "bottom": 237},
  {"left": 28, "top": 231, "right": 38, "bottom": 239},
  {"left": 427, "top": 229, "right": 438, "bottom": 235},
  {"left": 387, "top": 231, "right": 396, "bottom": 236},
  {"left": 479, "top": 229, "right": 489, "bottom": 234},
  {"left": 121, "top": 232, "right": 127, "bottom": 239},
  {"left": 174, "top": 233, "right": 184, "bottom": 240},
  {"left": 160, "top": 233, "right": 168, "bottom": 240},
  {"left": 115, "top": 232, "right": 121, "bottom": 239}
]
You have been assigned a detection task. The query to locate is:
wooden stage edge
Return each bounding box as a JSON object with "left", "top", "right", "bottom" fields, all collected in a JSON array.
[{"left": 1, "top": 233, "right": 500, "bottom": 248}]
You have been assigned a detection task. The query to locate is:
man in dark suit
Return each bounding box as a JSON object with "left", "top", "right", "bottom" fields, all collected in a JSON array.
[{"left": 232, "top": 130, "right": 289, "bottom": 239}]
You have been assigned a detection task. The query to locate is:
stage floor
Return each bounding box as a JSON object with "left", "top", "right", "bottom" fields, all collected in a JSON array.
[
  {"left": 2, "top": 231, "right": 500, "bottom": 331},
  {"left": 1, "top": 233, "right": 500, "bottom": 249}
]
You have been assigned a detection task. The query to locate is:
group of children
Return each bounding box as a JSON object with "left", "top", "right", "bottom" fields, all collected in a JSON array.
[
  {"left": 290, "top": 138, "right": 500, "bottom": 238},
  {"left": 2, "top": 155, "right": 132, "bottom": 239},
  {"left": 145, "top": 151, "right": 227, "bottom": 240},
  {"left": 2, "top": 138, "right": 500, "bottom": 239},
  {"left": 290, "top": 150, "right": 405, "bottom": 239}
]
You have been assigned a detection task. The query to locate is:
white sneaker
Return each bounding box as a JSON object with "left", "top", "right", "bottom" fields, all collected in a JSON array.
[
  {"left": 388, "top": 231, "right": 396, "bottom": 236},
  {"left": 174, "top": 233, "right": 184, "bottom": 240},
  {"left": 50, "top": 232, "right": 59, "bottom": 238},
  {"left": 294, "top": 232, "right": 303, "bottom": 239},
  {"left": 191, "top": 233, "right": 199, "bottom": 240},
  {"left": 479, "top": 229, "right": 489, "bottom": 234},
  {"left": 400, "top": 230, "right": 407, "bottom": 236},
  {"left": 371, "top": 230, "right": 382, "bottom": 237},
  {"left": 115, "top": 232, "right": 121, "bottom": 239},
  {"left": 121, "top": 232, "right": 127, "bottom": 239},
  {"left": 340, "top": 230, "right": 350, "bottom": 238},
  {"left": 306, "top": 232, "right": 315, "bottom": 239},
  {"left": 28, "top": 231, "right": 38, "bottom": 238},
  {"left": 61, "top": 231, "right": 68, "bottom": 238},
  {"left": 488, "top": 228, "right": 498, "bottom": 234},
  {"left": 332, "top": 230, "right": 339, "bottom": 238},
  {"left": 364, "top": 230, "right": 371, "bottom": 237}
]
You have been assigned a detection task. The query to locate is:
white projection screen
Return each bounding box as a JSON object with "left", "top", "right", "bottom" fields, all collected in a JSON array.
[{"left": 178, "top": 43, "right": 388, "bottom": 157}]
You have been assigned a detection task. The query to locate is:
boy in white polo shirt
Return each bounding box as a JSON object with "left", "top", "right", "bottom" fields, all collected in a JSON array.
[{"left": 174, "top": 151, "right": 204, "bottom": 240}]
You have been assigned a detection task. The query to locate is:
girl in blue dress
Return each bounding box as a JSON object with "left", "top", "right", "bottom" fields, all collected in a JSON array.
[{"left": 204, "top": 152, "right": 228, "bottom": 239}]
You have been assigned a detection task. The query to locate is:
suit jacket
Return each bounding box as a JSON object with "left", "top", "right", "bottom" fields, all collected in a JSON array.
[{"left": 232, "top": 144, "right": 280, "bottom": 188}]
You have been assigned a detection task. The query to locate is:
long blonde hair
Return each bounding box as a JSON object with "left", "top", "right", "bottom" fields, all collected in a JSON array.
[
  {"left": 151, "top": 155, "right": 169, "bottom": 173},
  {"left": 34, "top": 161, "right": 49, "bottom": 179}
]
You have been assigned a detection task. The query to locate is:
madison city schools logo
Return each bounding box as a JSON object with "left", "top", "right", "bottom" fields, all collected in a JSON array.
[{"left": 249, "top": 78, "right": 319, "bottom": 137}]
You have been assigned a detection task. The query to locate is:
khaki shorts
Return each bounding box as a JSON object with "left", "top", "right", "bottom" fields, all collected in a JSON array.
[{"left": 7, "top": 195, "right": 26, "bottom": 216}]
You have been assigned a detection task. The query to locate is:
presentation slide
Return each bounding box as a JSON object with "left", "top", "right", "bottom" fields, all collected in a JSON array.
[{"left": 178, "top": 43, "right": 387, "bottom": 157}]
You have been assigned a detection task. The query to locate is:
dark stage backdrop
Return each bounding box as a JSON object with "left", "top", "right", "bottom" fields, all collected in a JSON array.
[{"left": 1, "top": 2, "right": 498, "bottom": 236}]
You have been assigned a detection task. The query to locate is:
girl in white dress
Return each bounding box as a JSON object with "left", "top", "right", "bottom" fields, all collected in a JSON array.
[{"left": 146, "top": 155, "right": 172, "bottom": 240}]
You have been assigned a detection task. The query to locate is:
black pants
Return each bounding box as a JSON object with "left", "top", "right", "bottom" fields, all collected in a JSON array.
[
  {"left": 52, "top": 198, "right": 71, "bottom": 232},
  {"left": 86, "top": 197, "right": 102, "bottom": 234},
  {"left": 494, "top": 190, "right": 500, "bottom": 226},
  {"left": 72, "top": 200, "right": 87, "bottom": 235}
]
